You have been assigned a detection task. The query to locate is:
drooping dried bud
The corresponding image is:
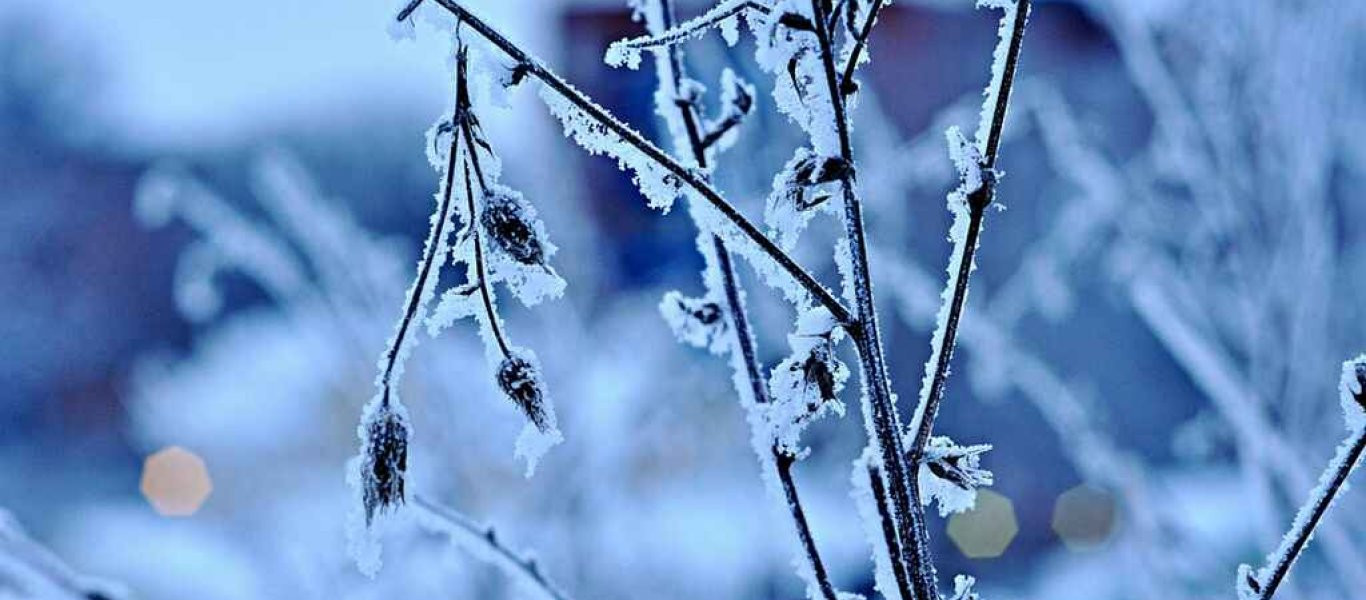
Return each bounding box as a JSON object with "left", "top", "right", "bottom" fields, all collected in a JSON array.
[
  {"left": 358, "top": 401, "right": 410, "bottom": 524},
  {"left": 659, "top": 291, "right": 729, "bottom": 352},
  {"left": 766, "top": 311, "right": 849, "bottom": 453},
  {"left": 481, "top": 187, "right": 546, "bottom": 266},
  {"left": 1237, "top": 564, "right": 1263, "bottom": 599},
  {"left": 498, "top": 352, "right": 551, "bottom": 432},
  {"left": 950, "top": 575, "right": 980, "bottom": 600}
]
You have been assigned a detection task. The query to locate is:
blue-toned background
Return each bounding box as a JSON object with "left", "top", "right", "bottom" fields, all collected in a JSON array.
[{"left": 1, "top": 1, "right": 1364, "bottom": 598}]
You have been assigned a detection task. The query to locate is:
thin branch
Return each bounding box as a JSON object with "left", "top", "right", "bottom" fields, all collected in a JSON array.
[
  {"left": 806, "top": 0, "right": 928, "bottom": 596},
  {"left": 838, "top": 0, "right": 889, "bottom": 97},
  {"left": 653, "top": 1, "right": 838, "bottom": 597},
  {"left": 464, "top": 160, "right": 512, "bottom": 357},
  {"left": 906, "top": 0, "right": 1031, "bottom": 485},
  {"left": 609, "top": 0, "right": 771, "bottom": 56},
  {"left": 1240, "top": 364, "right": 1366, "bottom": 600},
  {"left": 417, "top": 0, "right": 855, "bottom": 329},
  {"left": 411, "top": 495, "right": 572, "bottom": 600},
  {"left": 378, "top": 60, "right": 465, "bottom": 408}
]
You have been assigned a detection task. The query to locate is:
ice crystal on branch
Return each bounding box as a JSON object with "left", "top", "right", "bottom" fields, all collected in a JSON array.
[
  {"left": 355, "top": 400, "right": 411, "bottom": 525},
  {"left": 766, "top": 147, "right": 849, "bottom": 249},
  {"left": 497, "top": 348, "right": 563, "bottom": 476},
  {"left": 916, "top": 436, "right": 993, "bottom": 517},
  {"left": 765, "top": 307, "right": 849, "bottom": 454},
  {"left": 660, "top": 291, "right": 730, "bottom": 354}
]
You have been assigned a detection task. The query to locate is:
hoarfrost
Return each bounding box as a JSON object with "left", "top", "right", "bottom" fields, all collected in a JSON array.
[
  {"left": 1339, "top": 354, "right": 1366, "bottom": 433},
  {"left": 539, "top": 83, "right": 685, "bottom": 212},
  {"left": 497, "top": 348, "right": 563, "bottom": 477},
  {"left": 659, "top": 291, "right": 730, "bottom": 354},
  {"left": 974, "top": 0, "right": 1029, "bottom": 154},
  {"left": 764, "top": 307, "right": 849, "bottom": 454},
  {"left": 850, "top": 449, "right": 900, "bottom": 600},
  {"left": 917, "top": 436, "right": 993, "bottom": 517},
  {"left": 765, "top": 147, "right": 847, "bottom": 250}
]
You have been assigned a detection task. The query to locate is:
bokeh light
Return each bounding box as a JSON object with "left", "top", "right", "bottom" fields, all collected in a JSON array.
[
  {"left": 947, "top": 489, "right": 1018, "bottom": 559},
  {"left": 1051, "top": 484, "right": 1117, "bottom": 551},
  {"left": 139, "top": 446, "right": 212, "bottom": 517}
]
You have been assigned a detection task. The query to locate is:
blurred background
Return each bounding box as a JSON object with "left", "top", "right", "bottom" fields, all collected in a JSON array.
[{"left": 1, "top": 0, "right": 1364, "bottom": 598}]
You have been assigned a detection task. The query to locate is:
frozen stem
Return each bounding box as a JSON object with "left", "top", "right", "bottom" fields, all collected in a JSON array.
[
  {"left": 650, "top": 0, "right": 838, "bottom": 597},
  {"left": 414, "top": 0, "right": 855, "bottom": 328},
  {"left": 412, "top": 495, "right": 572, "bottom": 600},
  {"left": 807, "top": 0, "right": 929, "bottom": 595},
  {"left": 1238, "top": 359, "right": 1366, "bottom": 600}
]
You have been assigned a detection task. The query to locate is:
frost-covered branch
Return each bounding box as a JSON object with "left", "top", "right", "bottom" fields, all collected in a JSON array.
[
  {"left": 798, "top": 0, "right": 930, "bottom": 595},
  {"left": 605, "top": 0, "right": 770, "bottom": 69},
  {"left": 411, "top": 495, "right": 572, "bottom": 600},
  {"left": 904, "top": 0, "right": 1030, "bottom": 510},
  {"left": 837, "top": 0, "right": 888, "bottom": 97},
  {"left": 1236, "top": 357, "right": 1366, "bottom": 600},
  {"left": 413, "top": 0, "right": 854, "bottom": 327},
  {"left": 638, "top": 0, "right": 838, "bottom": 597}
]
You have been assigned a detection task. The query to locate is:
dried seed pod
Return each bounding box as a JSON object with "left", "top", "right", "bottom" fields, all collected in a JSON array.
[
  {"left": 498, "top": 352, "right": 551, "bottom": 432},
  {"left": 659, "top": 291, "right": 729, "bottom": 352},
  {"left": 480, "top": 187, "right": 546, "bottom": 266},
  {"left": 358, "top": 402, "right": 410, "bottom": 524}
]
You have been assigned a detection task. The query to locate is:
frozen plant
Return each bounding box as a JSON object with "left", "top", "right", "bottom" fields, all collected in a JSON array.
[
  {"left": 369, "top": 0, "right": 1033, "bottom": 598},
  {"left": 1236, "top": 356, "right": 1366, "bottom": 600}
]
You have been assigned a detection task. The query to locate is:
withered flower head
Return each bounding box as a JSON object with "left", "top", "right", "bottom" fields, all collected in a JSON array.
[
  {"left": 498, "top": 352, "right": 551, "bottom": 432},
  {"left": 359, "top": 402, "right": 409, "bottom": 524},
  {"left": 922, "top": 438, "right": 993, "bottom": 492},
  {"left": 481, "top": 187, "right": 546, "bottom": 266}
]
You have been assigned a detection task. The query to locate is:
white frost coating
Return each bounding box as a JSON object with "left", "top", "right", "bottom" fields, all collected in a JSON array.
[
  {"left": 1237, "top": 357, "right": 1366, "bottom": 599},
  {"left": 764, "top": 307, "right": 849, "bottom": 455},
  {"left": 689, "top": 194, "right": 814, "bottom": 309},
  {"left": 950, "top": 574, "right": 980, "bottom": 600},
  {"left": 917, "top": 436, "right": 994, "bottom": 517},
  {"left": 946, "top": 126, "right": 985, "bottom": 199},
  {"left": 706, "top": 69, "right": 757, "bottom": 155},
  {"left": 604, "top": 0, "right": 758, "bottom": 70},
  {"left": 478, "top": 184, "right": 567, "bottom": 307},
  {"left": 765, "top": 147, "right": 843, "bottom": 250},
  {"left": 515, "top": 420, "right": 563, "bottom": 478},
  {"left": 345, "top": 395, "right": 413, "bottom": 577},
  {"left": 974, "top": 0, "right": 1028, "bottom": 155},
  {"left": 850, "top": 449, "right": 900, "bottom": 600},
  {"left": 906, "top": 129, "right": 981, "bottom": 440},
  {"left": 659, "top": 291, "right": 730, "bottom": 354},
  {"left": 752, "top": 0, "right": 841, "bottom": 157},
  {"left": 538, "top": 83, "right": 684, "bottom": 212},
  {"left": 1339, "top": 355, "right": 1366, "bottom": 433}
]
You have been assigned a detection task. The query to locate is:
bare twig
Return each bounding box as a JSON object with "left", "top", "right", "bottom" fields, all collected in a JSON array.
[
  {"left": 608, "top": 0, "right": 770, "bottom": 57},
  {"left": 905, "top": 0, "right": 1031, "bottom": 532},
  {"left": 412, "top": 495, "right": 572, "bottom": 600},
  {"left": 647, "top": 1, "right": 838, "bottom": 596},
  {"left": 377, "top": 51, "right": 466, "bottom": 408},
  {"left": 838, "top": 0, "right": 889, "bottom": 97},
  {"left": 805, "top": 0, "right": 928, "bottom": 595},
  {"left": 1236, "top": 360, "right": 1366, "bottom": 600},
  {"left": 417, "top": 0, "right": 854, "bottom": 328}
]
